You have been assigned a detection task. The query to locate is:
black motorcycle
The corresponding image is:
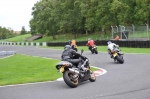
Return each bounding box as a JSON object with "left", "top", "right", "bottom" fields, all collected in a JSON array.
[{"left": 56, "top": 50, "right": 96, "bottom": 88}]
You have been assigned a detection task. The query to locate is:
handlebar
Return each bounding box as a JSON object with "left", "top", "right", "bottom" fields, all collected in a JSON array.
[{"left": 82, "top": 59, "right": 88, "bottom": 66}]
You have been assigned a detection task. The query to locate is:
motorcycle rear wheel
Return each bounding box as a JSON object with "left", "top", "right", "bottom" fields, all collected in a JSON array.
[{"left": 63, "top": 70, "right": 79, "bottom": 88}]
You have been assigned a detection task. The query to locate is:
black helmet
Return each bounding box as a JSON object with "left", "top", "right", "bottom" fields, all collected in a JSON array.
[{"left": 64, "top": 45, "right": 71, "bottom": 49}]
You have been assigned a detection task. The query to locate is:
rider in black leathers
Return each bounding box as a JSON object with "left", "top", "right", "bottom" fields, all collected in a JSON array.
[{"left": 61, "top": 45, "right": 86, "bottom": 71}]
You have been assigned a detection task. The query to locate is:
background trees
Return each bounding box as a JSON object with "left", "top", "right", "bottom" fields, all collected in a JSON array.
[
  {"left": 0, "top": 26, "right": 28, "bottom": 39},
  {"left": 29, "top": 0, "right": 150, "bottom": 40},
  {"left": 20, "top": 26, "right": 27, "bottom": 35},
  {"left": 0, "top": 26, "right": 14, "bottom": 39}
]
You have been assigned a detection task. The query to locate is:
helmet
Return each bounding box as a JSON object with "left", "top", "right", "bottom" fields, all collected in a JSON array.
[
  {"left": 64, "top": 45, "right": 71, "bottom": 49},
  {"left": 107, "top": 41, "right": 112, "bottom": 45},
  {"left": 88, "top": 38, "right": 91, "bottom": 41}
]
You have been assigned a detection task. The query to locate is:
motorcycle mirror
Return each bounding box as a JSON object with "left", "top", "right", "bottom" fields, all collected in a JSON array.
[{"left": 81, "top": 49, "right": 84, "bottom": 55}]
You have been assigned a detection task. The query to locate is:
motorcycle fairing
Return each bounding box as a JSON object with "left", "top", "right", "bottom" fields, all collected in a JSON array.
[
  {"left": 92, "top": 45, "right": 97, "bottom": 49},
  {"left": 56, "top": 61, "right": 73, "bottom": 70},
  {"left": 59, "top": 66, "right": 65, "bottom": 73},
  {"left": 113, "top": 52, "right": 118, "bottom": 57}
]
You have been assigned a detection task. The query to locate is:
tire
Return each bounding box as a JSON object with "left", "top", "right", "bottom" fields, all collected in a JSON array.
[
  {"left": 116, "top": 56, "right": 124, "bottom": 64},
  {"left": 91, "top": 49, "right": 94, "bottom": 54},
  {"left": 95, "top": 49, "right": 98, "bottom": 54},
  {"left": 89, "top": 70, "right": 96, "bottom": 82},
  {"left": 63, "top": 70, "right": 79, "bottom": 88}
]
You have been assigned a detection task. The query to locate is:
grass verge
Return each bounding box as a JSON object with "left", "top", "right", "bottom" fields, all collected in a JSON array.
[
  {"left": 44, "top": 46, "right": 150, "bottom": 54},
  {"left": 0, "top": 54, "right": 98, "bottom": 86}
]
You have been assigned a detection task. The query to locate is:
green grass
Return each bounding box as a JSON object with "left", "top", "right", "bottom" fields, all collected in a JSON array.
[
  {"left": 3, "top": 34, "right": 32, "bottom": 42},
  {"left": 0, "top": 54, "right": 61, "bottom": 85},
  {"left": 2, "top": 33, "right": 111, "bottom": 43},
  {"left": 128, "top": 32, "right": 149, "bottom": 38},
  {"left": 44, "top": 46, "right": 150, "bottom": 54},
  {"left": 34, "top": 33, "right": 111, "bottom": 42},
  {"left": 1, "top": 31, "right": 150, "bottom": 43},
  {"left": 0, "top": 54, "right": 98, "bottom": 86}
]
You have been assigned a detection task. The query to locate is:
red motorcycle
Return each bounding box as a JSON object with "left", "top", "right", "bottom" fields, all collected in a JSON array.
[{"left": 91, "top": 45, "right": 98, "bottom": 54}]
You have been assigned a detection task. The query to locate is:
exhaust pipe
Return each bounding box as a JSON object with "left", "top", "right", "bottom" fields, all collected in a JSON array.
[{"left": 69, "top": 68, "right": 79, "bottom": 74}]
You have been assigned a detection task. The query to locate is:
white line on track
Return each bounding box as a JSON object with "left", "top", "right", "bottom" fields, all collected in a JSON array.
[
  {"left": 0, "top": 55, "right": 14, "bottom": 59},
  {"left": 0, "top": 81, "right": 55, "bottom": 88}
]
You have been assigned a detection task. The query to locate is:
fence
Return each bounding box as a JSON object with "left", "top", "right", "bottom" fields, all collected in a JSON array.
[
  {"left": 47, "top": 40, "right": 150, "bottom": 48},
  {"left": 111, "top": 24, "right": 149, "bottom": 40},
  {"left": 0, "top": 42, "right": 47, "bottom": 46}
]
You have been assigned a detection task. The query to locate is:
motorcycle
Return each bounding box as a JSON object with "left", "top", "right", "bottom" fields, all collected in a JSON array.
[
  {"left": 91, "top": 45, "right": 98, "bottom": 54},
  {"left": 55, "top": 50, "right": 96, "bottom": 88},
  {"left": 109, "top": 46, "right": 124, "bottom": 64}
]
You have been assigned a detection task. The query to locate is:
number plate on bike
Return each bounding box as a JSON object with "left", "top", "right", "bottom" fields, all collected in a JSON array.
[{"left": 59, "top": 66, "right": 65, "bottom": 73}]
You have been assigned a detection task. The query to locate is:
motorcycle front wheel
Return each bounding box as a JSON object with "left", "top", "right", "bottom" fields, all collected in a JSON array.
[
  {"left": 63, "top": 70, "right": 79, "bottom": 88},
  {"left": 94, "top": 49, "right": 98, "bottom": 54},
  {"left": 116, "top": 56, "right": 124, "bottom": 64},
  {"left": 89, "top": 70, "right": 96, "bottom": 82}
]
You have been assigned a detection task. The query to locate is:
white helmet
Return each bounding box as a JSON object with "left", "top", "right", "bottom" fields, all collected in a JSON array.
[
  {"left": 88, "top": 38, "right": 91, "bottom": 41},
  {"left": 107, "top": 41, "right": 112, "bottom": 45}
]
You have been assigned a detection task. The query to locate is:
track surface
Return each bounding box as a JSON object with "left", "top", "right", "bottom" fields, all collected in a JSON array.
[{"left": 0, "top": 46, "right": 150, "bottom": 99}]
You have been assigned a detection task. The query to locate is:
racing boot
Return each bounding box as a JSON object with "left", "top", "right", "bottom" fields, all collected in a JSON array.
[
  {"left": 81, "top": 64, "right": 89, "bottom": 72},
  {"left": 110, "top": 55, "right": 113, "bottom": 58}
]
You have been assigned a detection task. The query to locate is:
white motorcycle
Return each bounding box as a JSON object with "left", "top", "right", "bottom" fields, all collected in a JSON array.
[{"left": 108, "top": 45, "right": 124, "bottom": 64}]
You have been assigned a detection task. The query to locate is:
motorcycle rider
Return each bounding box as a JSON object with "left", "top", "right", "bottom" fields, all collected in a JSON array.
[
  {"left": 68, "top": 40, "right": 71, "bottom": 45},
  {"left": 69, "top": 39, "right": 77, "bottom": 50},
  {"left": 71, "top": 39, "right": 77, "bottom": 49},
  {"left": 86, "top": 38, "right": 95, "bottom": 53},
  {"left": 61, "top": 45, "right": 87, "bottom": 72},
  {"left": 107, "top": 41, "right": 121, "bottom": 61}
]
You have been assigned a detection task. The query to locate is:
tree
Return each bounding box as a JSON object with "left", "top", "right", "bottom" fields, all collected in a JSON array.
[
  {"left": 20, "top": 26, "right": 27, "bottom": 35},
  {"left": 134, "top": 0, "right": 150, "bottom": 25},
  {"left": 29, "top": 0, "right": 150, "bottom": 40}
]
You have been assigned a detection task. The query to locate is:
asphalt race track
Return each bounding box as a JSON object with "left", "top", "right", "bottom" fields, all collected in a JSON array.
[{"left": 0, "top": 45, "right": 150, "bottom": 99}]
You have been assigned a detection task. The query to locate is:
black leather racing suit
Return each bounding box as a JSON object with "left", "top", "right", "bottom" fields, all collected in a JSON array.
[{"left": 61, "top": 47, "right": 83, "bottom": 69}]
